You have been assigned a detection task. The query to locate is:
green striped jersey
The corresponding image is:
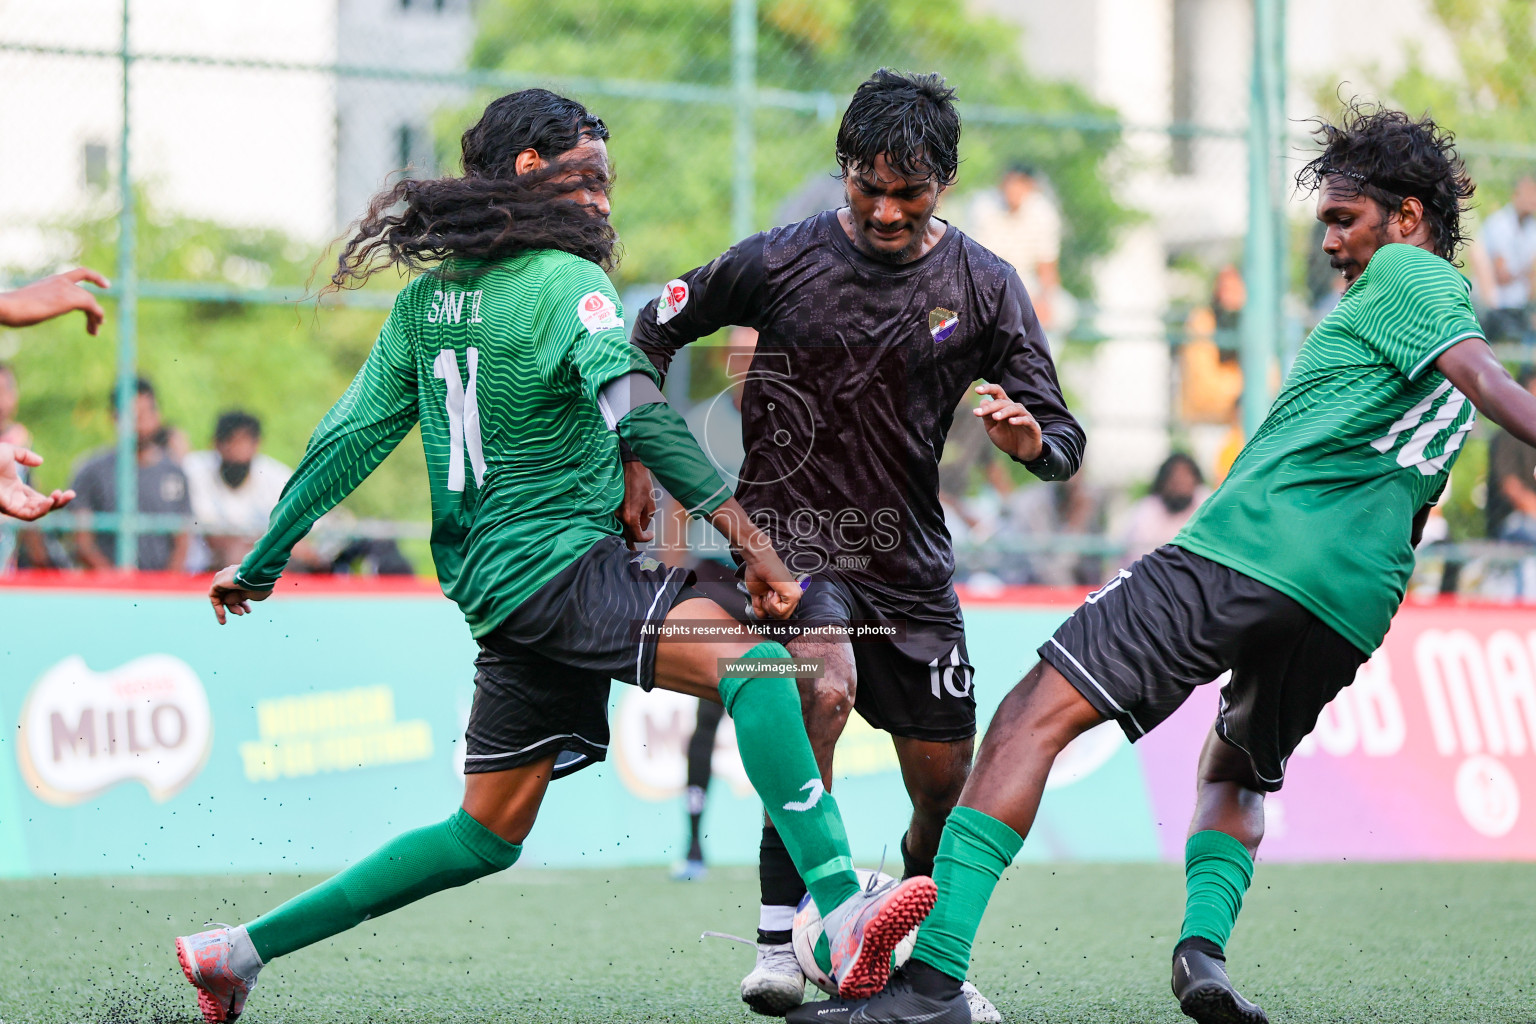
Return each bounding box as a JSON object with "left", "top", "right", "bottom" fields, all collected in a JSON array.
[
  {"left": 237, "top": 249, "right": 657, "bottom": 637},
  {"left": 1175, "top": 243, "right": 1483, "bottom": 654}
]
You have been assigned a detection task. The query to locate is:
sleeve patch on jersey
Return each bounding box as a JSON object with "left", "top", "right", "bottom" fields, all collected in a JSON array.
[
  {"left": 577, "top": 291, "right": 623, "bottom": 333},
  {"left": 657, "top": 279, "right": 690, "bottom": 324}
]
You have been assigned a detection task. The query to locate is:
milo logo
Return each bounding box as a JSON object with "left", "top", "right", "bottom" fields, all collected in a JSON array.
[{"left": 16, "top": 654, "right": 213, "bottom": 806}]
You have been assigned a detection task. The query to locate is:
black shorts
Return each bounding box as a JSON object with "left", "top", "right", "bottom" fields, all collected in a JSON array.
[
  {"left": 694, "top": 571, "right": 976, "bottom": 744},
  {"left": 1040, "top": 544, "right": 1368, "bottom": 791},
  {"left": 464, "top": 536, "right": 697, "bottom": 780}
]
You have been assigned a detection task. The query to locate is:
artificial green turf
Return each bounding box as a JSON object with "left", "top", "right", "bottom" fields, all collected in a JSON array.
[{"left": 0, "top": 862, "right": 1532, "bottom": 1023}]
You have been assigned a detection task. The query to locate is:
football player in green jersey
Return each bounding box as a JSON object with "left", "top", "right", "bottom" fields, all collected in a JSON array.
[
  {"left": 796, "top": 106, "right": 1536, "bottom": 1024},
  {"left": 171, "top": 89, "right": 936, "bottom": 1024}
]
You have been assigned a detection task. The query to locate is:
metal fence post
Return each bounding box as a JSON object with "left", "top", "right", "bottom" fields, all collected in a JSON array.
[
  {"left": 731, "top": 0, "right": 757, "bottom": 242},
  {"left": 1240, "top": 0, "right": 1286, "bottom": 439},
  {"left": 113, "top": 0, "right": 139, "bottom": 569}
]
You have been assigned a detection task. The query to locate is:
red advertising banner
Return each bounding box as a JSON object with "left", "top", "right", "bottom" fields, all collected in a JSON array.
[{"left": 1137, "top": 602, "right": 1536, "bottom": 861}]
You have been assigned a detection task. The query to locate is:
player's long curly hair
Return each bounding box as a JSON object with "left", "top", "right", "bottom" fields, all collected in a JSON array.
[
  {"left": 329, "top": 89, "right": 617, "bottom": 289},
  {"left": 836, "top": 68, "right": 961, "bottom": 186},
  {"left": 1295, "top": 101, "right": 1475, "bottom": 262}
]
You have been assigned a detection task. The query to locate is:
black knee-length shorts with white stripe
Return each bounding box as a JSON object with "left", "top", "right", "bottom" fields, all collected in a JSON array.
[
  {"left": 463, "top": 535, "right": 699, "bottom": 780},
  {"left": 1039, "top": 544, "right": 1368, "bottom": 791}
]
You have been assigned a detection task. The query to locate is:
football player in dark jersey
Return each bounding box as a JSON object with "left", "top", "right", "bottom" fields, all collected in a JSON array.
[{"left": 631, "top": 68, "right": 1084, "bottom": 1020}]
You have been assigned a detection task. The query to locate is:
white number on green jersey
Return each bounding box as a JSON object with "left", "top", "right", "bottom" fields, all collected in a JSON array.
[
  {"left": 433, "top": 347, "right": 486, "bottom": 491},
  {"left": 1368, "top": 378, "right": 1475, "bottom": 476}
]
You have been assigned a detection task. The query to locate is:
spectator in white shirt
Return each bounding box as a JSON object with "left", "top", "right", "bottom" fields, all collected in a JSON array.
[
  {"left": 966, "top": 163, "right": 1068, "bottom": 333},
  {"left": 184, "top": 411, "right": 293, "bottom": 570},
  {"left": 1471, "top": 175, "right": 1536, "bottom": 340}
]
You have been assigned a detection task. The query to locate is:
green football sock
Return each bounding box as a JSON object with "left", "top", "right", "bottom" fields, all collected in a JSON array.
[
  {"left": 909, "top": 806, "right": 1023, "bottom": 982},
  {"left": 1178, "top": 829, "right": 1254, "bottom": 951},
  {"left": 719, "top": 641, "right": 860, "bottom": 915},
  {"left": 246, "top": 807, "right": 521, "bottom": 962}
]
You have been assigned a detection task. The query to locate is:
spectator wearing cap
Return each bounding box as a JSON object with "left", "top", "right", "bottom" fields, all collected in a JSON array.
[{"left": 70, "top": 377, "right": 191, "bottom": 570}]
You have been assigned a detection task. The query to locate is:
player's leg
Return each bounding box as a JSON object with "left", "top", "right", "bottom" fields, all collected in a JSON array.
[
  {"left": 1170, "top": 602, "right": 1364, "bottom": 1024},
  {"left": 748, "top": 631, "right": 854, "bottom": 1011},
  {"left": 800, "top": 549, "right": 1239, "bottom": 1024},
  {"left": 892, "top": 736, "right": 972, "bottom": 879},
  {"left": 674, "top": 696, "right": 725, "bottom": 879},
  {"left": 176, "top": 759, "right": 546, "bottom": 1023},
  {"left": 789, "top": 661, "right": 1103, "bottom": 1024},
  {"left": 655, "top": 596, "right": 936, "bottom": 999},
  {"left": 174, "top": 633, "right": 588, "bottom": 1023},
  {"left": 721, "top": 579, "right": 853, "bottom": 1013},
  {"left": 1170, "top": 727, "right": 1269, "bottom": 1024}
]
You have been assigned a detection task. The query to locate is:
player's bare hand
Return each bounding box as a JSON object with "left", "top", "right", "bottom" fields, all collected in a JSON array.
[
  {"left": 619, "top": 460, "right": 656, "bottom": 549},
  {"left": 0, "top": 443, "right": 74, "bottom": 521},
  {"left": 0, "top": 267, "right": 110, "bottom": 335},
  {"left": 209, "top": 564, "right": 268, "bottom": 625},
  {"left": 744, "top": 556, "right": 803, "bottom": 620},
  {"left": 974, "top": 382, "right": 1043, "bottom": 462}
]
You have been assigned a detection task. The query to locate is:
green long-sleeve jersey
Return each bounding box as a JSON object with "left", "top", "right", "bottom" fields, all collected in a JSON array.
[{"left": 236, "top": 249, "right": 730, "bottom": 637}]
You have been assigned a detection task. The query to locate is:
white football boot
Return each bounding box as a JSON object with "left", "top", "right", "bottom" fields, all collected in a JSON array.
[
  {"left": 962, "top": 980, "right": 1002, "bottom": 1023},
  {"left": 741, "top": 941, "right": 806, "bottom": 1016}
]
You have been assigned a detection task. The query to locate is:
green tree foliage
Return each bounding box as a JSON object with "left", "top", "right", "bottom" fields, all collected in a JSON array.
[
  {"left": 1344, "top": 0, "right": 1536, "bottom": 205},
  {"left": 2, "top": 207, "right": 427, "bottom": 522},
  {"left": 465, "top": 0, "right": 1131, "bottom": 298}
]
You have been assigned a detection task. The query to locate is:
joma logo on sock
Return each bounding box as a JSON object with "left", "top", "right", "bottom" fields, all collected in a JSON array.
[{"left": 783, "top": 778, "right": 824, "bottom": 812}]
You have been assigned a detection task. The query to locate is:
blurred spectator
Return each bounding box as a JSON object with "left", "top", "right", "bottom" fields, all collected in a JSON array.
[
  {"left": 1486, "top": 367, "right": 1536, "bottom": 543},
  {"left": 70, "top": 377, "right": 191, "bottom": 571},
  {"left": 1179, "top": 265, "right": 1245, "bottom": 424},
  {"left": 0, "top": 364, "right": 66, "bottom": 568},
  {"left": 1470, "top": 175, "right": 1536, "bottom": 342},
  {"left": 184, "top": 410, "right": 294, "bottom": 569},
  {"left": 1004, "top": 474, "right": 1104, "bottom": 586},
  {"left": 1120, "top": 452, "right": 1210, "bottom": 568},
  {"left": 0, "top": 267, "right": 107, "bottom": 525},
  {"left": 967, "top": 163, "right": 1071, "bottom": 335},
  {"left": 1179, "top": 265, "right": 1245, "bottom": 481}
]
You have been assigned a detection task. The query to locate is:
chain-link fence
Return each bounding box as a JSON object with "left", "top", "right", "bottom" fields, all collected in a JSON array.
[{"left": 2, "top": 0, "right": 1535, "bottom": 592}]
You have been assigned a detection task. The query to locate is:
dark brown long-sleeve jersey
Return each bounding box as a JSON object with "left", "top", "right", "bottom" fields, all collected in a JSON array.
[{"left": 633, "top": 210, "right": 1085, "bottom": 607}]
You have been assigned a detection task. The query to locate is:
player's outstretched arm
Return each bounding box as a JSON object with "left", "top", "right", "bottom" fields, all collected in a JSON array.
[
  {"left": 221, "top": 316, "right": 419, "bottom": 614},
  {"left": 0, "top": 268, "right": 110, "bottom": 335},
  {"left": 0, "top": 443, "right": 74, "bottom": 521},
  {"left": 629, "top": 235, "right": 768, "bottom": 381},
  {"left": 1437, "top": 338, "right": 1536, "bottom": 449}
]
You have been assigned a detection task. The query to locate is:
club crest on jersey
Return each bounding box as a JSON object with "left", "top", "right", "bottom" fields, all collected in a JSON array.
[
  {"left": 928, "top": 307, "right": 959, "bottom": 342},
  {"left": 576, "top": 290, "right": 623, "bottom": 333},
  {"left": 657, "top": 279, "right": 689, "bottom": 324}
]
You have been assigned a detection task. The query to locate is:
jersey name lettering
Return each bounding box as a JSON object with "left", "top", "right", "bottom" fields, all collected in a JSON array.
[{"left": 427, "top": 289, "right": 484, "bottom": 325}]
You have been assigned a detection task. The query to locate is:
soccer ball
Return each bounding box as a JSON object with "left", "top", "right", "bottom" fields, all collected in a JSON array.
[{"left": 792, "top": 869, "right": 919, "bottom": 995}]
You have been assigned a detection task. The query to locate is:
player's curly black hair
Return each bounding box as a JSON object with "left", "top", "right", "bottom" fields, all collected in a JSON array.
[
  {"left": 836, "top": 68, "right": 961, "bottom": 186},
  {"left": 329, "top": 89, "right": 617, "bottom": 289},
  {"left": 1295, "top": 101, "right": 1475, "bottom": 262}
]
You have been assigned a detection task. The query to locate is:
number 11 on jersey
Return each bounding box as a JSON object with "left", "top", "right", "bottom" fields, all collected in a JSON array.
[{"left": 433, "top": 347, "right": 486, "bottom": 492}]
